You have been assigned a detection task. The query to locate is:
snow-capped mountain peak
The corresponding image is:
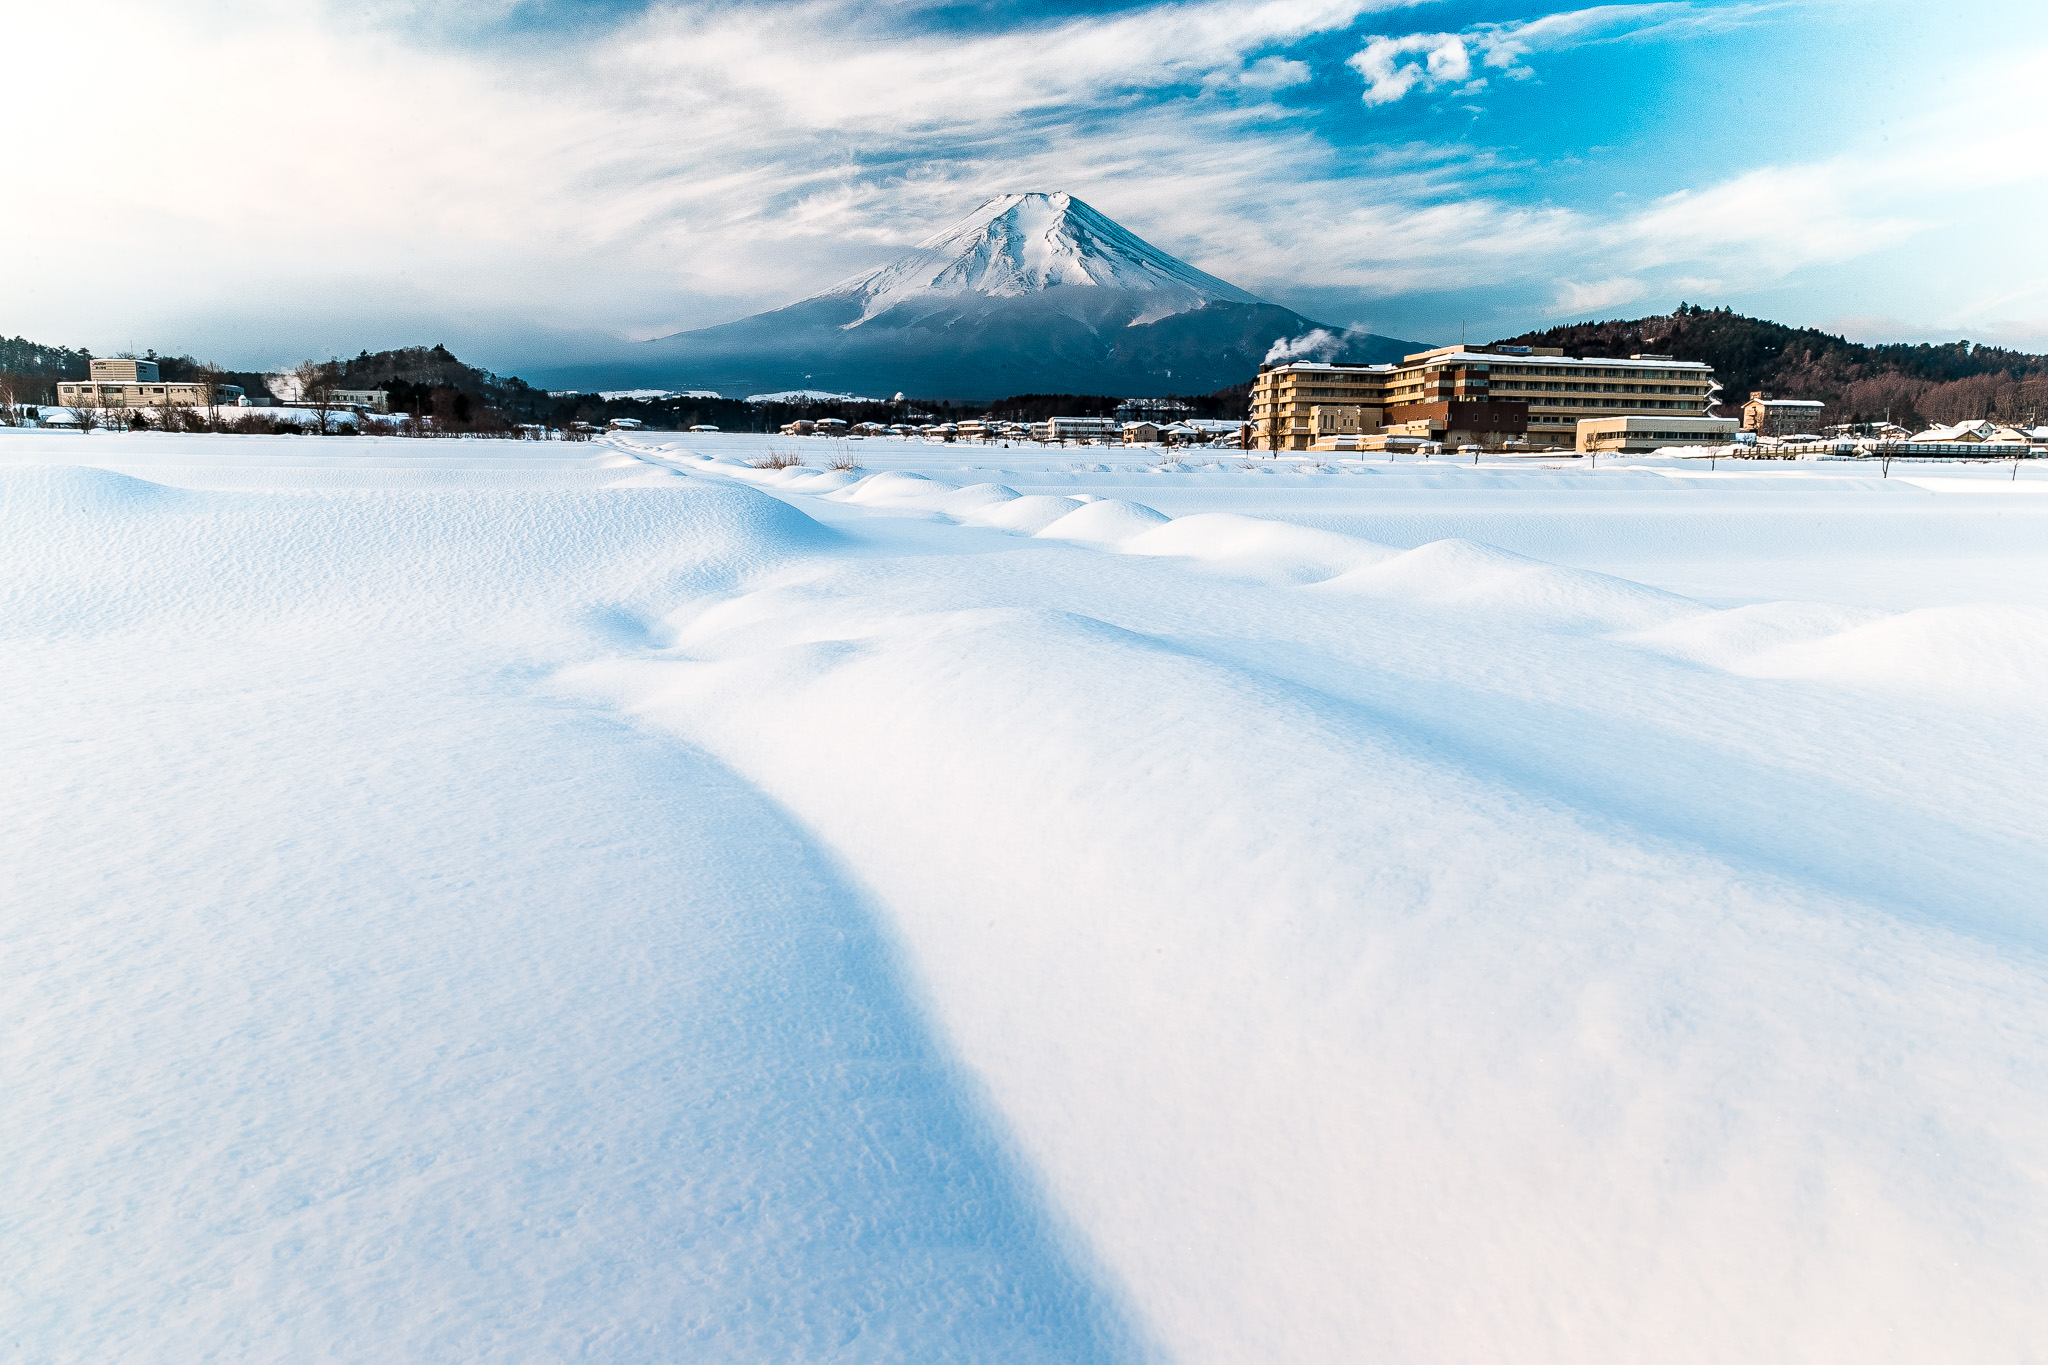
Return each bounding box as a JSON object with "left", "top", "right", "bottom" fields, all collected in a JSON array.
[
  {"left": 836, "top": 192, "right": 1263, "bottom": 327},
  {"left": 589, "top": 191, "right": 1421, "bottom": 398}
]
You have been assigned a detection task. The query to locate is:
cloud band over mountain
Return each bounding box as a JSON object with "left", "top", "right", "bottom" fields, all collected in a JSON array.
[{"left": 2, "top": 0, "right": 2043, "bottom": 371}]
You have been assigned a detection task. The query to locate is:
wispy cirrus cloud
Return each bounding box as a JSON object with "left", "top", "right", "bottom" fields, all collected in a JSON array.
[{"left": 1349, "top": 2, "right": 1765, "bottom": 105}]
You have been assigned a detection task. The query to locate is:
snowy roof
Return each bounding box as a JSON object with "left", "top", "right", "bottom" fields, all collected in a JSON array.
[
  {"left": 1409, "top": 349, "right": 1712, "bottom": 370},
  {"left": 1266, "top": 351, "right": 1711, "bottom": 375},
  {"left": 1907, "top": 420, "right": 2006, "bottom": 442},
  {"left": 1753, "top": 398, "right": 1825, "bottom": 408}
]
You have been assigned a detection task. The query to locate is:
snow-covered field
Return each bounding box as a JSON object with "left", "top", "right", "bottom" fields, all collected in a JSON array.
[{"left": 7, "top": 427, "right": 2048, "bottom": 1362}]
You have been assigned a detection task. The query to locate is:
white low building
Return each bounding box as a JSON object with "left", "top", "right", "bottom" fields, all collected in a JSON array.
[
  {"left": 1577, "top": 415, "right": 1738, "bottom": 454},
  {"left": 1031, "top": 417, "right": 1119, "bottom": 443}
]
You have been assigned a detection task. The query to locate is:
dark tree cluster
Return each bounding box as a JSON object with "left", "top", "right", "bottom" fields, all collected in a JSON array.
[
  {"left": 1, "top": 335, "right": 93, "bottom": 404},
  {"left": 1494, "top": 305, "right": 2048, "bottom": 428},
  {"left": 0, "top": 335, "right": 90, "bottom": 380},
  {"left": 4, "top": 329, "right": 1239, "bottom": 434},
  {"left": 540, "top": 383, "right": 1250, "bottom": 433}
]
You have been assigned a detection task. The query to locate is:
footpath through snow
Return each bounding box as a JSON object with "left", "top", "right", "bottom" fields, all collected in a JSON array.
[{"left": 6, "top": 428, "right": 2048, "bottom": 1362}]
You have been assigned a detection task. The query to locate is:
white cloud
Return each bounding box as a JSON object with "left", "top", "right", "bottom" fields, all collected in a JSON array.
[
  {"left": 0, "top": 0, "right": 1409, "bottom": 364},
  {"left": 1554, "top": 276, "right": 1647, "bottom": 313},
  {"left": 1234, "top": 56, "right": 1315, "bottom": 90},
  {"left": 2, "top": 0, "right": 2044, "bottom": 365},
  {"left": 1348, "top": 3, "right": 1763, "bottom": 106},
  {"left": 1350, "top": 32, "right": 1475, "bottom": 105}
]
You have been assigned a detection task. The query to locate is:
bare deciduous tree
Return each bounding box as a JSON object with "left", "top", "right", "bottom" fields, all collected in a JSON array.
[
  {"left": 192, "top": 361, "right": 227, "bottom": 432},
  {"left": 292, "top": 359, "right": 344, "bottom": 435},
  {"left": 72, "top": 379, "right": 114, "bottom": 432}
]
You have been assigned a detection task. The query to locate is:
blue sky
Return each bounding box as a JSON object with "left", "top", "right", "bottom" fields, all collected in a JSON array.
[{"left": 4, "top": 0, "right": 2044, "bottom": 372}]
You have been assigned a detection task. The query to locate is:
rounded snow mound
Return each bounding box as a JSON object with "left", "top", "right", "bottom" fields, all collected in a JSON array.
[
  {"left": 0, "top": 463, "right": 193, "bottom": 515},
  {"left": 1036, "top": 499, "right": 1171, "bottom": 545},
  {"left": 838, "top": 471, "right": 939, "bottom": 504},
  {"left": 1661, "top": 602, "right": 2048, "bottom": 702},
  {"left": 827, "top": 474, "right": 1023, "bottom": 518},
  {"left": 1322, "top": 538, "right": 1695, "bottom": 630},
  {"left": 1626, "top": 601, "right": 1884, "bottom": 672},
  {"left": 0, "top": 467, "right": 835, "bottom": 635},
  {"left": 1124, "top": 513, "right": 1397, "bottom": 584},
  {"left": 929, "top": 483, "right": 1023, "bottom": 515},
  {"left": 765, "top": 468, "right": 864, "bottom": 493},
  {"left": 966, "top": 495, "right": 1085, "bottom": 535}
]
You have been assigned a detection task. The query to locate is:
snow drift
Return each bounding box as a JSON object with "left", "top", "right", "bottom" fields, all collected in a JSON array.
[
  {"left": 10, "top": 429, "right": 2048, "bottom": 1363},
  {"left": 0, "top": 457, "right": 1136, "bottom": 1362}
]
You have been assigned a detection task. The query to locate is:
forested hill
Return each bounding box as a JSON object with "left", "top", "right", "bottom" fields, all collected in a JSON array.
[
  {"left": 334, "top": 345, "right": 551, "bottom": 420},
  {"left": 1, "top": 335, "right": 90, "bottom": 381},
  {"left": 1494, "top": 306, "right": 2048, "bottom": 427}
]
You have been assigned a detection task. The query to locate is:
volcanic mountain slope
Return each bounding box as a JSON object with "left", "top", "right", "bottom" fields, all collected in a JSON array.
[{"left": 542, "top": 194, "right": 1418, "bottom": 400}]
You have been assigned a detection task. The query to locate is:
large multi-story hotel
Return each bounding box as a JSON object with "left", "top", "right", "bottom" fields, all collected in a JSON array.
[{"left": 1249, "top": 345, "right": 1719, "bottom": 451}]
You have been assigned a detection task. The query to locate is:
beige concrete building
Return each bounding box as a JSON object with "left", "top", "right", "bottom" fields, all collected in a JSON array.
[
  {"left": 89, "top": 358, "right": 158, "bottom": 383},
  {"left": 1308, "top": 405, "right": 1376, "bottom": 441},
  {"left": 58, "top": 358, "right": 240, "bottom": 410},
  {"left": 1741, "top": 391, "right": 1826, "bottom": 437},
  {"left": 1249, "top": 363, "right": 1389, "bottom": 451},
  {"left": 1251, "top": 346, "right": 1718, "bottom": 452},
  {"left": 1576, "top": 415, "right": 1739, "bottom": 454}
]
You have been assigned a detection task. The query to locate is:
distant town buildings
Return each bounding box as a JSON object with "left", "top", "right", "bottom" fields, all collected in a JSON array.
[
  {"left": 58, "top": 358, "right": 244, "bottom": 410},
  {"left": 1742, "top": 390, "right": 1826, "bottom": 437},
  {"left": 758, "top": 411, "right": 1247, "bottom": 446},
  {"left": 1121, "top": 420, "right": 1179, "bottom": 444},
  {"left": 1122, "top": 420, "right": 1229, "bottom": 444},
  {"left": 1251, "top": 345, "right": 1719, "bottom": 452},
  {"left": 1906, "top": 418, "right": 2038, "bottom": 445}
]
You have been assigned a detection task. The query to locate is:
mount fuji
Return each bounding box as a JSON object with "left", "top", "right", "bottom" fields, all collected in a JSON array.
[{"left": 541, "top": 194, "right": 1419, "bottom": 400}]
